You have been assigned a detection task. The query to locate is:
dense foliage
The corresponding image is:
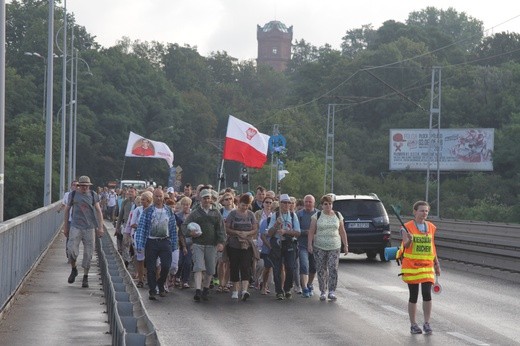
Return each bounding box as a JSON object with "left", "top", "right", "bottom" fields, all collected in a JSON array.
[{"left": 3, "top": 1, "right": 520, "bottom": 222}]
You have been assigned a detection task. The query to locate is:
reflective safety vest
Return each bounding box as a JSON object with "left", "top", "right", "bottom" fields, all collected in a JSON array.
[{"left": 398, "top": 220, "right": 436, "bottom": 284}]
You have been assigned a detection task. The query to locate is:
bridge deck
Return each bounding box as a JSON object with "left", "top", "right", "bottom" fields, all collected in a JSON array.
[{"left": 0, "top": 231, "right": 111, "bottom": 345}]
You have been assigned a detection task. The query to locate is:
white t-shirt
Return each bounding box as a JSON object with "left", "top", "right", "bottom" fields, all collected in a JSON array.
[{"left": 107, "top": 191, "right": 117, "bottom": 207}]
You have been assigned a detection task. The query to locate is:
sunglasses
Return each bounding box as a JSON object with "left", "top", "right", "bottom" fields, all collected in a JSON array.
[
  {"left": 281, "top": 201, "right": 290, "bottom": 204},
  {"left": 264, "top": 201, "right": 272, "bottom": 204}
]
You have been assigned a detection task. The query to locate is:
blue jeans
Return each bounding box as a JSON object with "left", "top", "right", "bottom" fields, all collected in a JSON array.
[
  {"left": 176, "top": 246, "right": 193, "bottom": 283},
  {"left": 270, "top": 240, "right": 296, "bottom": 294},
  {"left": 145, "top": 238, "right": 172, "bottom": 295},
  {"left": 298, "top": 246, "right": 316, "bottom": 275}
]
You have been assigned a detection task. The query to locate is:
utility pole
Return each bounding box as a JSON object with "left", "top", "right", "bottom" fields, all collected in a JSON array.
[
  {"left": 425, "top": 66, "right": 442, "bottom": 217},
  {"left": 324, "top": 104, "right": 335, "bottom": 194}
]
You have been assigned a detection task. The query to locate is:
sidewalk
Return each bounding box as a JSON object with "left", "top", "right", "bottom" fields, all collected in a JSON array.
[{"left": 0, "top": 231, "right": 111, "bottom": 346}]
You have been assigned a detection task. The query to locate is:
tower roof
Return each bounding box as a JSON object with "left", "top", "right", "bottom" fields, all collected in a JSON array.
[{"left": 261, "top": 20, "right": 290, "bottom": 33}]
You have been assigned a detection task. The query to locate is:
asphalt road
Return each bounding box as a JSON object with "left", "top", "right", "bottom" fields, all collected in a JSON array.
[{"left": 138, "top": 254, "right": 520, "bottom": 346}]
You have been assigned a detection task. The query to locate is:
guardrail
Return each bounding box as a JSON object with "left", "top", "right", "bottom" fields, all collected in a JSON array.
[
  {"left": 389, "top": 216, "right": 520, "bottom": 277},
  {"left": 97, "top": 229, "right": 160, "bottom": 345},
  {"left": 0, "top": 202, "right": 62, "bottom": 313}
]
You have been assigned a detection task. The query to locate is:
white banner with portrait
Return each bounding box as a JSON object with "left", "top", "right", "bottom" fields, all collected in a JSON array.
[
  {"left": 125, "top": 131, "right": 174, "bottom": 167},
  {"left": 389, "top": 129, "right": 494, "bottom": 171}
]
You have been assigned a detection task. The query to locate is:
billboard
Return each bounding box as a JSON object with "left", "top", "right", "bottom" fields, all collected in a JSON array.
[{"left": 389, "top": 129, "right": 494, "bottom": 171}]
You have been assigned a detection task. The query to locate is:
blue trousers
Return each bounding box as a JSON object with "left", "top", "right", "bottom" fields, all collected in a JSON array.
[
  {"left": 145, "top": 238, "right": 172, "bottom": 295},
  {"left": 270, "top": 240, "right": 296, "bottom": 294}
]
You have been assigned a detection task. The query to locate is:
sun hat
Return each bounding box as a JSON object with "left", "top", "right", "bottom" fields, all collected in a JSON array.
[
  {"left": 77, "top": 176, "right": 93, "bottom": 186},
  {"left": 279, "top": 194, "right": 290, "bottom": 202}
]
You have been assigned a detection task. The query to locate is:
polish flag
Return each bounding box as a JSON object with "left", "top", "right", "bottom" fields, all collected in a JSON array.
[{"left": 223, "top": 115, "right": 270, "bottom": 168}]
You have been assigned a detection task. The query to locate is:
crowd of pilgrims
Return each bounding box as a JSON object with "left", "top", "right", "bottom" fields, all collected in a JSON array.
[{"left": 95, "top": 183, "right": 348, "bottom": 302}]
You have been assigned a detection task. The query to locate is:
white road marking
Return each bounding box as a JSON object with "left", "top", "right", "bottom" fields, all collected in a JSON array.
[
  {"left": 335, "top": 287, "right": 359, "bottom": 296},
  {"left": 371, "top": 285, "right": 408, "bottom": 293},
  {"left": 382, "top": 305, "right": 408, "bottom": 316},
  {"left": 447, "top": 332, "right": 489, "bottom": 345}
]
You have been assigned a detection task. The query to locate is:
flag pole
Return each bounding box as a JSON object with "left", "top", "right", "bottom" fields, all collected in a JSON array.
[
  {"left": 119, "top": 157, "right": 126, "bottom": 182},
  {"left": 217, "top": 159, "right": 225, "bottom": 192}
]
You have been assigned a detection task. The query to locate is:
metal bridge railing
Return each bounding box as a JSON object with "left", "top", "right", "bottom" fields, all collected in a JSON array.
[{"left": 0, "top": 202, "right": 63, "bottom": 313}]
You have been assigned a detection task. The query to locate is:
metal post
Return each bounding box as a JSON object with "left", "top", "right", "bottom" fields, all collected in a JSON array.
[
  {"left": 324, "top": 104, "right": 335, "bottom": 194},
  {"left": 43, "top": 0, "right": 54, "bottom": 205},
  {"left": 425, "top": 67, "right": 441, "bottom": 217},
  {"left": 67, "top": 26, "right": 74, "bottom": 185},
  {"left": 72, "top": 49, "right": 78, "bottom": 179},
  {"left": 0, "top": 0, "right": 6, "bottom": 220},
  {"left": 59, "top": 0, "right": 67, "bottom": 198}
]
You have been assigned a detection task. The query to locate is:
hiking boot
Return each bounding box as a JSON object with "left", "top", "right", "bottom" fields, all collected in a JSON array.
[
  {"left": 319, "top": 292, "right": 327, "bottom": 301},
  {"left": 423, "top": 322, "right": 432, "bottom": 335},
  {"left": 328, "top": 292, "right": 337, "bottom": 301},
  {"left": 285, "top": 292, "right": 292, "bottom": 299},
  {"left": 410, "top": 323, "right": 423, "bottom": 334},
  {"left": 276, "top": 293, "right": 285, "bottom": 300},
  {"left": 202, "top": 287, "right": 210, "bottom": 301},
  {"left": 193, "top": 289, "right": 202, "bottom": 302},
  {"left": 149, "top": 292, "right": 157, "bottom": 300},
  {"left": 81, "top": 275, "right": 89, "bottom": 288},
  {"left": 159, "top": 290, "right": 167, "bottom": 297},
  {"left": 241, "top": 291, "right": 250, "bottom": 301},
  {"left": 302, "top": 288, "right": 310, "bottom": 298},
  {"left": 68, "top": 267, "right": 78, "bottom": 284}
]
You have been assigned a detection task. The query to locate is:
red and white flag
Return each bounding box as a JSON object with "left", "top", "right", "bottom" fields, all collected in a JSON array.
[
  {"left": 222, "top": 115, "right": 270, "bottom": 168},
  {"left": 125, "top": 131, "right": 174, "bottom": 167}
]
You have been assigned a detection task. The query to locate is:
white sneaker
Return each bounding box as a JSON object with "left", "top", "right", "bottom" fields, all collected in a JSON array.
[
  {"left": 319, "top": 292, "right": 327, "bottom": 301},
  {"left": 231, "top": 291, "right": 239, "bottom": 299}
]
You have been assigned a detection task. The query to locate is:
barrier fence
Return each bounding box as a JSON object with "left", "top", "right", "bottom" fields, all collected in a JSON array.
[{"left": 97, "top": 228, "right": 160, "bottom": 346}]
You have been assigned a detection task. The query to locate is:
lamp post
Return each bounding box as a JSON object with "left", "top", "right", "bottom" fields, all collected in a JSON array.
[
  {"left": 59, "top": 0, "right": 67, "bottom": 198},
  {"left": 67, "top": 48, "right": 92, "bottom": 182},
  {"left": 43, "top": 0, "right": 54, "bottom": 206},
  {"left": 0, "top": 0, "right": 6, "bottom": 221}
]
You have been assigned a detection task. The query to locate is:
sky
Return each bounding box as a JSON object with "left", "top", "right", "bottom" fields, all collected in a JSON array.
[{"left": 63, "top": 0, "right": 520, "bottom": 61}]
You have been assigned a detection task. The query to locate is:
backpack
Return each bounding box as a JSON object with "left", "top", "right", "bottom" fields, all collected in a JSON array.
[
  {"left": 316, "top": 211, "right": 340, "bottom": 220},
  {"left": 68, "top": 190, "right": 96, "bottom": 207},
  {"left": 267, "top": 211, "right": 297, "bottom": 242},
  {"left": 266, "top": 210, "right": 296, "bottom": 228}
]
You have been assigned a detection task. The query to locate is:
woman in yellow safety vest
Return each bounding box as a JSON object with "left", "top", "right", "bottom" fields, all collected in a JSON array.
[{"left": 397, "top": 201, "right": 441, "bottom": 335}]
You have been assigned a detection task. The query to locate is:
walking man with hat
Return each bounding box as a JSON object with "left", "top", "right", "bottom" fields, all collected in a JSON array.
[{"left": 63, "top": 176, "right": 104, "bottom": 288}]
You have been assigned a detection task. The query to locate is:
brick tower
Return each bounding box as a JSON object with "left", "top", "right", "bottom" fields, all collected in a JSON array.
[{"left": 257, "top": 20, "right": 293, "bottom": 72}]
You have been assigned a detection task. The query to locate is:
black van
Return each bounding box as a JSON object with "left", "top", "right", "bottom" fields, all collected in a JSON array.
[{"left": 331, "top": 193, "right": 392, "bottom": 262}]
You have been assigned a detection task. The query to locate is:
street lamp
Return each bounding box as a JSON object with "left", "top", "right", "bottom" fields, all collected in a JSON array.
[
  {"left": 43, "top": 0, "right": 54, "bottom": 206},
  {"left": 68, "top": 48, "right": 92, "bottom": 183},
  {"left": 24, "top": 52, "right": 46, "bottom": 120},
  {"left": 24, "top": 52, "right": 61, "bottom": 121}
]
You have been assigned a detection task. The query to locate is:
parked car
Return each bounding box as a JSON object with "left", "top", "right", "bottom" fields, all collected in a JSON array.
[{"left": 331, "top": 193, "right": 392, "bottom": 262}]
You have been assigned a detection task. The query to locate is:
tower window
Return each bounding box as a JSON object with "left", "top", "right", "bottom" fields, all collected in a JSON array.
[{"left": 272, "top": 47, "right": 278, "bottom": 55}]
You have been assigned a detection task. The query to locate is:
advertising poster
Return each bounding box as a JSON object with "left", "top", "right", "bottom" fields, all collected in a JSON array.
[{"left": 389, "top": 129, "right": 494, "bottom": 171}]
